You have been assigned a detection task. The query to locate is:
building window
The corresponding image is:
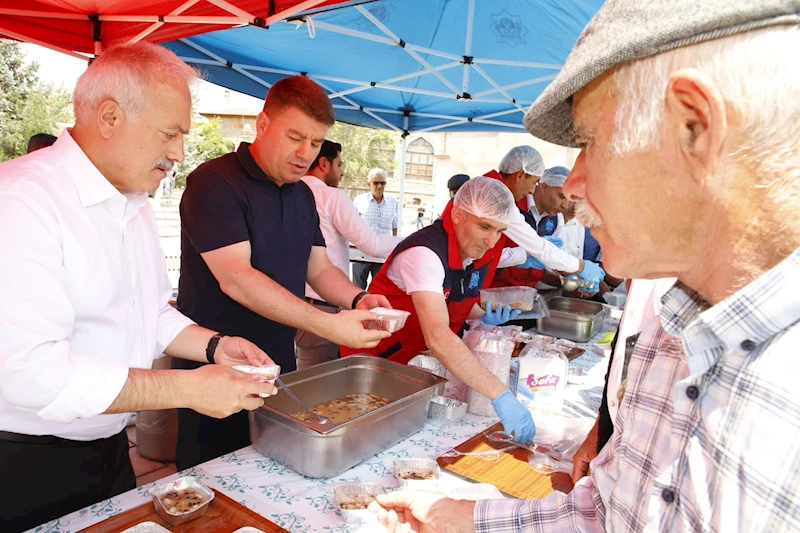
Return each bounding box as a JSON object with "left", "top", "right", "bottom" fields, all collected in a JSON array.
[{"left": 405, "top": 137, "right": 434, "bottom": 181}]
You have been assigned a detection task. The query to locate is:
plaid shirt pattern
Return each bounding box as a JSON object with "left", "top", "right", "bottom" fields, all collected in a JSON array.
[
  {"left": 476, "top": 249, "right": 800, "bottom": 532},
  {"left": 353, "top": 192, "right": 398, "bottom": 235}
]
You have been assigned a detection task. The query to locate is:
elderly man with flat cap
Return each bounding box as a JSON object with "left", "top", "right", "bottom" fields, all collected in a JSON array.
[{"left": 368, "top": 1, "right": 800, "bottom": 531}]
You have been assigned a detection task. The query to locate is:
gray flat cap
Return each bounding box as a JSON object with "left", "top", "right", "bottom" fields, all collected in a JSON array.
[{"left": 524, "top": 0, "right": 800, "bottom": 147}]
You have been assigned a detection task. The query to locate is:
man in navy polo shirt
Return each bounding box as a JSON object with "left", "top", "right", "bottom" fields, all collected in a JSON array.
[{"left": 175, "top": 76, "right": 391, "bottom": 469}]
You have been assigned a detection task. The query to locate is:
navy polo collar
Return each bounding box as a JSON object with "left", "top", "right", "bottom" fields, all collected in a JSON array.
[{"left": 237, "top": 142, "right": 283, "bottom": 187}]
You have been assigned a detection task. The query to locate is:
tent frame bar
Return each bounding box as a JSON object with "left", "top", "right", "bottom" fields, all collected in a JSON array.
[{"left": 0, "top": 0, "right": 332, "bottom": 53}]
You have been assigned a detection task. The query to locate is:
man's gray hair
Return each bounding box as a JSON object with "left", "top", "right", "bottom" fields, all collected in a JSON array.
[
  {"left": 368, "top": 168, "right": 387, "bottom": 183},
  {"left": 610, "top": 26, "right": 800, "bottom": 187},
  {"left": 73, "top": 42, "right": 198, "bottom": 125}
]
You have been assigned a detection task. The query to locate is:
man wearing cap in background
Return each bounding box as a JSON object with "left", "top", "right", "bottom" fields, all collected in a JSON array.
[
  {"left": 342, "top": 177, "right": 536, "bottom": 445},
  {"left": 352, "top": 168, "right": 399, "bottom": 289},
  {"left": 478, "top": 146, "right": 603, "bottom": 293},
  {"left": 369, "top": 1, "right": 800, "bottom": 531},
  {"left": 447, "top": 173, "right": 470, "bottom": 198},
  {"left": 26, "top": 133, "right": 57, "bottom": 154}
]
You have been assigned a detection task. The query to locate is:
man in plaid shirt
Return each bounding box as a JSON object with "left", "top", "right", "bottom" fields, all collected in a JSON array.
[{"left": 369, "top": 1, "right": 800, "bottom": 532}]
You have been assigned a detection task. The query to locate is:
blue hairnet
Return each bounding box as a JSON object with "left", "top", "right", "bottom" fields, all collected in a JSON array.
[{"left": 540, "top": 166, "right": 570, "bottom": 187}]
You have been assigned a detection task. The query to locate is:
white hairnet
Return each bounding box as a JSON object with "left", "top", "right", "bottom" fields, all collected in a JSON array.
[
  {"left": 497, "top": 145, "right": 545, "bottom": 177},
  {"left": 453, "top": 176, "right": 516, "bottom": 223},
  {"left": 540, "top": 166, "right": 570, "bottom": 187}
]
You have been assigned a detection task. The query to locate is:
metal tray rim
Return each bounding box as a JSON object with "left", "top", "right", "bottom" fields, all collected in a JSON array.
[{"left": 258, "top": 360, "right": 446, "bottom": 435}]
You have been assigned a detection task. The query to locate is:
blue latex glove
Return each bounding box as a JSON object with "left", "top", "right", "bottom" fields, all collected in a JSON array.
[
  {"left": 519, "top": 255, "right": 546, "bottom": 269},
  {"left": 481, "top": 301, "right": 522, "bottom": 325},
  {"left": 579, "top": 260, "right": 605, "bottom": 290},
  {"left": 491, "top": 391, "right": 536, "bottom": 444},
  {"left": 543, "top": 235, "right": 564, "bottom": 249},
  {"left": 518, "top": 236, "right": 563, "bottom": 269}
]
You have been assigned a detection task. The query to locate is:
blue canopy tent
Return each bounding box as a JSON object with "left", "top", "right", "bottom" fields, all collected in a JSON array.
[{"left": 162, "top": 0, "right": 602, "bottom": 212}]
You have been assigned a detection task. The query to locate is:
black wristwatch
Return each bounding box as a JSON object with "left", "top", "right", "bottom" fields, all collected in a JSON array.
[
  {"left": 351, "top": 291, "right": 369, "bottom": 310},
  {"left": 206, "top": 333, "right": 225, "bottom": 364}
]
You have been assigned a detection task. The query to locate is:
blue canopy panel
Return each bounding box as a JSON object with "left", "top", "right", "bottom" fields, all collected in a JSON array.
[{"left": 164, "top": 0, "right": 602, "bottom": 133}]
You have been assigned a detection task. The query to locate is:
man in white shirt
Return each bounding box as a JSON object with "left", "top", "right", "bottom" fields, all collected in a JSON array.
[
  {"left": 553, "top": 202, "right": 585, "bottom": 259},
  {"left": 296, "top": 141, "right": 402, "bottom": 369},
  {"left": 0, "top": 43, "right": 277, "bottom": 532},
  {"left": 524, "top": 165, "right": 571, "bottom": 233},
  {"left": 352, "top": 168, "right": 399, "bottom": 288}
]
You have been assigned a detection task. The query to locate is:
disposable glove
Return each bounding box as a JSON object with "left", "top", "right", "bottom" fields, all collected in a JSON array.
[
  {"left": 519, "top": 255, "right": 546, "bottom": 269},
  {"left": 579, "top": 260, "right": 605, "bottom": 291},
  {"left": 517, "top": 236, "right": 563, "bottom": 270},
  {"left": 480, "top": 301, "right": 522, "bottom": 325},
  {"left": 543, "top": 235, "right": 564, "bottom": 249},
  {"left": 491, "top": 390, "right": 536, "bottom": 444}
]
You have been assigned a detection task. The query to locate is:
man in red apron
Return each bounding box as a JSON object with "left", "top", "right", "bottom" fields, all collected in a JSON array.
[
  {"left": 341, "top": 177, "right": 535, "bottom": 444},
  {"left": 480, "top": 146, "right": 605, "bottom": 293}
]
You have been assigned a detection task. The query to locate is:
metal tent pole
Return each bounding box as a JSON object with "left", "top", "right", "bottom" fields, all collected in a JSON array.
[{"left": 397, "top": 116, "right": 409, "bottom": 237}]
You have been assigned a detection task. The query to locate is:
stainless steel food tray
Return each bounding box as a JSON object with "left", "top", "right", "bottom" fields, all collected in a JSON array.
[
  {"left": 250, "top": 355, "right": 446, "bottom": 478},
  {"left": 535, "top": 297, "right": 606, "bottom": 342}
]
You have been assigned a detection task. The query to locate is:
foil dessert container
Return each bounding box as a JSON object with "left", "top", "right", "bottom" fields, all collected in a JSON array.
[
  {"left": 232, "top": 364, "right": 281, "bottom": 384},
  {"left": 393, "top": 458, "right": 441, "bottom": 488},
  {"left": 427, "top": 395, "right": 467, "bottom": 428},
  {"left": 334, "top": 482, "right": 385, "bottom": 524},
  {"left": 149, "top": 476, "right": 214, "bottom": 526},
  {"left": 363, "top": 307, "right": 411, "bottom": 333}
]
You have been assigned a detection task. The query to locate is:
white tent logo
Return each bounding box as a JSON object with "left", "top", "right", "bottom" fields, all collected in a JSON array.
[{"left": 490, "top": 10, "right": 528, "bottom": 47}]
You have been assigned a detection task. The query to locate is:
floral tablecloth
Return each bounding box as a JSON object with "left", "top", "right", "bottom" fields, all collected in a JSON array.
[{"left": 30, "top": 318, "right": 618, "bottom": 533}]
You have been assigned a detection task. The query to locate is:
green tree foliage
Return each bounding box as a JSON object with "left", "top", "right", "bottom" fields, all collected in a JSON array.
[
  {"left": 175, "top": 117, "right": 234, "bottom": 189},
  {"left": 326, "top": 122, "right": 397, "bottom": 194},
  {"left": 0, "top": 40, "right": 73, "bottom": 161}
]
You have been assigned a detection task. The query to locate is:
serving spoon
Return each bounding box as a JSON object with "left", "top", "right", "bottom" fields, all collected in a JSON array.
[
  {"left": 485, "top": 430, "right": 539, "bottom": 454},
  {"left": 440, "top": 448, "right": 503, "bottom": 460},
  {"left": 274, "top": 376, "right": 332, "bottom": 425}
]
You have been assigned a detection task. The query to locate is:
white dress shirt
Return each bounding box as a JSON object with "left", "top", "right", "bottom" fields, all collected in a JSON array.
[
  {"left": 503, "top": 207, "right": 582, "bottom": 272},
  {"left": 0, "top": 131, "right": 194, "bottom": 441},
  {"left": 353, "top": 192, "right": 399, "bottom": 235},
  {"left": 302, "top": 175, "right": 401, "bottom": 301},
  {"left": 553, "top": 214, "right": 586, "bottom": 259}
]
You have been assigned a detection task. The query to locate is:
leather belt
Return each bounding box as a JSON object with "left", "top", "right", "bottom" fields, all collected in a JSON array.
[
  {"left": 0, "top": 431, "right": 71, "bottom": 444},
  {"left": 0, "top": 430, "right": 122, "bottom": 446}
]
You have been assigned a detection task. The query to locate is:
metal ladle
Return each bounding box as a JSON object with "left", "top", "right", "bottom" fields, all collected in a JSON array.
[
  {"left": 274, "top": 376, "right": 332, "bottom": 425},
  {"left": 546, "top": 270, "right": 582, "bottom": 292}
]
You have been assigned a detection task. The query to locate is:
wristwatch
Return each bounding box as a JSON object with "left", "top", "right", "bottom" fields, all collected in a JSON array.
[
  {"left": 206, "top": 333, "right": 225, "bottom": 364},
  {"left": 351, "top": 291, "right": 369, "bottom": 310}
]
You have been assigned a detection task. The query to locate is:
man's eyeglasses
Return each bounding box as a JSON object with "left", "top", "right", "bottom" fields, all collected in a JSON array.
[{"left": 372, "top": 181, "right": 387, "bottom": 185}]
